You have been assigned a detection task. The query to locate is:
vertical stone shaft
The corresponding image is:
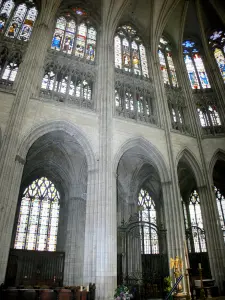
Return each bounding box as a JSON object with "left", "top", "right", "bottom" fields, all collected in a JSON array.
[
  {"left": 64, "top": 198, "right": 86, "bottom": 286},
  {"left": 0, "top": 0, "right": 61, "bottom": 282}
]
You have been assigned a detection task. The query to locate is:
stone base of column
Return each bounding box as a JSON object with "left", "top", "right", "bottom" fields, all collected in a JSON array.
[{"left": 95, "top": 275, "right": 117, "bottom": 300}]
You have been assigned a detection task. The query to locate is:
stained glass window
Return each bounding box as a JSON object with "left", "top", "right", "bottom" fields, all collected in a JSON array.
[
  {"left": 158, "top": 37, "right": 178, "bottom": 86},
  {"left": 14, "top": 177, "right": 60, "bottom": 251},
  {"left": 0, "top": 1, "right": 38, "bottom": 40},
  {"left": 138, "top": 189, "right": 159, "bottom": 254},
  {"left": 214, "top": 187, "right": 225, "bottom": 242},
  {"left": 209, "top": 30, "right": 225, "bottom": 83},
  {"left": 0, "top": 0, "right": 15, "bottom": 33},
  {"left": 51, "top": 14, "right": 97, "bottom": 61},
  {"left": 114, "top": 25, "right": 149, "bottom": 77},
  {"left": 183, "top": 190, "right": 207, "bottom": 253},
  {"left": 183, "top": 40, "right": 210, "bottom": 89}
]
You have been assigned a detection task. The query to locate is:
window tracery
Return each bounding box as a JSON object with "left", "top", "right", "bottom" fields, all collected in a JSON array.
[
  {"left": 114, "top": 25, "right": 149, "bottom": 78},
  {"left": 183, "top": 190, "right": 207, "bottom": 253},
  {"left": 115, "top": 77, "right": 155, "bottom": 124},
  {"left": 0, "top": 1, "right": 37, "bottom": 41},
  {"left": 41, "top": 62, "right": 94, "bottom": 109},
  {"left": 194, "top": 96, "right": 222, "bottom": 133},
  {"left": 51, "top": 10, "right": 97, "bottom": 62},
  {"left": 138, "top": 189, "right": 159, "bottom": 254},
  {"left": 209, "top": 30, "right": 225, "bottom": 83},
  {"left": 214, "top": 187, "right": 225, "bottom": 242},
  {"left": 0, "top": 49, "right": 22, "bottom": 86},
  {"left": 158, "top": 37, "right": 178, "bottom": 87},
  {"left": 14, "top": 177, "right": 60, "bottom": 252},
  {"left": 183, "top": 40, "right": 210, "bottom": 89}
]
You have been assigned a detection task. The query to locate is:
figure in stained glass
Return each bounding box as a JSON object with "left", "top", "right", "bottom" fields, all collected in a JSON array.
[
  {"left": 158, "top": 38, "right": 178, "bottom": 86},
  {"left": 183, "top": 40, "right": 210, "bottom": 89},
  {"left": 0, "top": 0, "right": 14, "bottom": 33},
  {"left": 51, "top": 31, "right": 63, "bottom": 50},
  {"left": 114, "top": 25, "right": 149, "bottom": 77}
]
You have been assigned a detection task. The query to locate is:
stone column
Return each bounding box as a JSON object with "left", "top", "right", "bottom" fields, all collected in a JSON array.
[
  {"left": 64, "top": 198, "right": 86, "bottom": 286},
  {"left": 0, "top": 0, "right": 61, "bottom": 283},
  {"left": 198, "top": 185, "right": 225, "bottom": 291},
  {"left": 151, "top": 48, "right": 188, "bottom": 288},
  {"left": 83, "top": 1, "right": 124, "bottom": 297}
]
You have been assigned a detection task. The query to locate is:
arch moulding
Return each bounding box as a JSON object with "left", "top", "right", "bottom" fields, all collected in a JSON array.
[
  {"left": 17, "top": 120, "right": 97, "bottom": 171},
  {"left": 176, "top": 147, "right": 205, "bottom": 188},
  {"left": 113, "top": 136, "right": 171, "bottom": 184},
  {"left": 209, "top": 148, "right": 225, "bottom": 179}
]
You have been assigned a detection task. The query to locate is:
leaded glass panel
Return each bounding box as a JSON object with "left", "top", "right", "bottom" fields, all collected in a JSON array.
[
  {"left": 114, "top": 35, "right": 122, "bottom": 69},
  {"left": 158, "top": 37, "right": 178, "bottom": 86},
  {"left": 184, "top": 55, "right": 200, "bottom": 89},
  {"left": 86, "top": 27, "right": 96, "bottom": 61},
  {"left": 6, "top": 4, "right": 27, "bottom": 38},
  {"left": 0, "top": 0, "right": 14, "bottom": 33},
  {"left": 14, "top": 177, "right": 60, "bottom": 252},
  {"left": 138, "top": 189, "right": 159, "bottom": 254},
  {"left": 158, "top": 49, "right": 169, "bottom": 84},
  {"left": 213, "top": 48, "right": 225, "bottom": 83},
  {"left": 214, "top": 187, "right": 225, "bottom": 242},
  {"left": 183, "top": 40, "right": 210, "bottom": 89},
  {"left": 75, "top": 23, "right": 87, "bottom": 58},
  {"left": 188, "top": 190, "right": 207, "bottom": 252},
  {"left": 193, "top": 54, "right": 210, "bottom": 88},
  {"left": 209, "top": 30, "right": 225, "bottom": 83},
  {"left": 114, "top": 25, "right": 149, "bottom": 77}
]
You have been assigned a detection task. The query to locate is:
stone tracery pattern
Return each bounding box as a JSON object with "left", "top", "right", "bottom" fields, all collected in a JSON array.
[
  {"left": 209, "top": 30, "right": 225, "bottom": 83},
  {"left": 114, "top": 24, "right": 156, "bottom": 125},
  {"left": 158, "top": 37, "right": 178, "bottom": 87},
  {"left": 14, "top": 177, "right": 60, "bottom": 252},
  {"left": 114, "top": 70, "right": 156, "bottom": 124},
  {"left": 138, "top": 189, "right": 159, "bottom": 254},
  {"left": 40, "top": 52, "right": 96, "bottom": 109},
  {"left": 51, "top": 9, "right": 97, "bottom": 61},
  {"left": 0, "top": 0, "right": 37, "bottom": 41},
  {"left": 114, "top": 24, "right": 149, "bottom": 78},
  {"left": 183, "top": 190, "right": 207, "bottom": 253}
]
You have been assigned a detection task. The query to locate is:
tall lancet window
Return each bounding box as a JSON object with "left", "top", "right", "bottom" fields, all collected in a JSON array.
[
  {"left": 114, "top": 25, "right": 149, "bottom": 77},
  {"left": 138, "top": 189, "right": 159, "bottom": 254},
  {"left": 209, "top": 30, "right": 225, "bottom": 83},
  {"left": 0, "top": 1, "right": 38, "bottom": 41},
  {"left": 158, "top": 37, "right": 178, "bottom": 87},
  {"left": 183, "top": 190, "right": 207, "bottom": 253},
  {"left": 51, "top": 8, "right": 97, "bottom": 61},
  {"left": 183, "top": 40, "right": 210, "bottom": 89},
  {"left": 214, "top": 187, "right": 225, "bottom": 242},
  {"left": 14, "top": 177, "right": 60, "bottom": 252}
]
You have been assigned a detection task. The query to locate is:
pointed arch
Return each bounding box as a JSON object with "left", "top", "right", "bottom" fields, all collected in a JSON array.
[
  {"left": 209, "top": 148, "right": 225, "bottom": 179},
  {"left": 17, "top": 120, "right": 96, "bottom": 171},
  {"left": 113, "top": 137, "right": 170, "bottom": 184},
  {"left": 176, "top": 148, "right": 205, "bottom": 188}
]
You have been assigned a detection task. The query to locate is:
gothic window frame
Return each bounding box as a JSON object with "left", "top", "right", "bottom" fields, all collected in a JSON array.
[
  {"left": 0, "top": 50, "right": 22, "bottom": 84},
  {"left": 41, "top": 64, "right": 93, "bottom": 103},
  {"left": 214, "top": 186, "right": 225, "bottom": 242},
  {"left": 51, "top": 8, "right": 97, "bottom": 62},
  {"left": 14, "top": 177, "right": 60, "bottom": 252},
  {"left": 114, "top": 24, "right": 149, "bottom": 78},
  {"left": 182, "top": 190, "right": 207, "bottom": 253},
  {"left": 209, "top": 30, "right": 225, "bottom": 83},
  {"left": 138, "top": 188, "right": 159, "bottom": 255},
  {"left": 0, "top": 0, "right": 38, "bottom": 41},
  {"left": 158, "top": 37, "right": 178, "bottom": 87},
  {"left": 183, "top": 40, "right": 211, "bottom": 90}
]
